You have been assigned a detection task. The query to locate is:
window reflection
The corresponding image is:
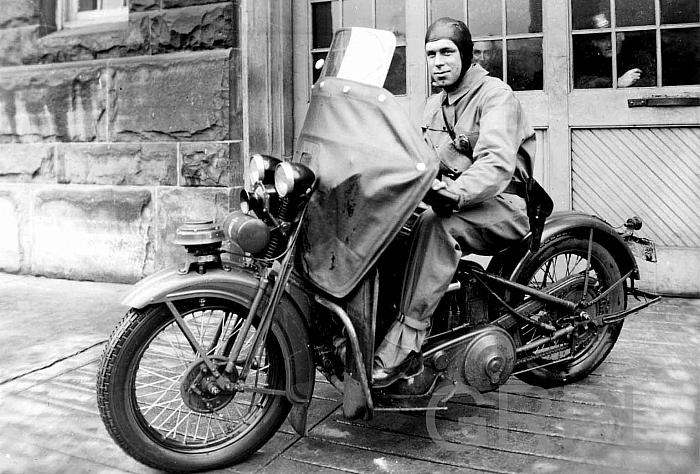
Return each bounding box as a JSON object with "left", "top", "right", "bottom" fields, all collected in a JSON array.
[
  {"left": 572, "top": 0, "right": 611, "bottom": 30},
  {"left": 384, "top": 46, "right": 407, "bottom": 94},
  {"left": 507, "top": 38, "right": 543, "bottom": 90},
  {"left": 472, "top": 40, "right": 503, "bottom": 79},
  {"left": 312, "top": 52, "right": 327, "bottom": 84},
  {"left": 573, "top": 33, "right": 613, "bottom": 88},
  {"left": 507, "top": 0, "right": 542, "bottom": 34},
  {"left": 617, "top": 31, "right": 657, "bottom": 87},
  {"left": 662, "top": 28, "right": 700, "bottom": 85},
  {"left": 312, "top": 2, "right": 333, "bottom": 49},
  {"left": 79, "top": 0, "right": 97, "bottom": 10},
  {"left": 376, "top": 0, "right": 406, "bottom": 41},
  {"left": 430, "top": 0, "right": 464, "bottom": 21},
  {"left": 616, "top": 0, "right": 655, "bottom": 27},
  {"left": 342, "top": 0, "right": 371, "bottom": 26},
  {"left": 468, "top": 0, "right": 502, "bottom": 36},
  {"left": 661, "top": 0, "right": 700, "bottom": 24}
]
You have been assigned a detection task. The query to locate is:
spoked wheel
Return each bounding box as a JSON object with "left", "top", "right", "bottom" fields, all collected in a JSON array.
[
  {"left": 97, "top": 298, "right": 290, "bottom": 472},
  {"left": 512, "top": 234, "right": 625, "bottom": 387}
]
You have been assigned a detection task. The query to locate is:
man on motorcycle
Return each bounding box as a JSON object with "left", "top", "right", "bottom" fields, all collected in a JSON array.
[{"left": 372, "top": 17, "right": 536, "bottom": 388}]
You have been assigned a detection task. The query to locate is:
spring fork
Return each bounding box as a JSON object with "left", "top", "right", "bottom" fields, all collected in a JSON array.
[
  {"left": 237, "top": 206, "right": 309, "bottom": 383},
  {"left": 222, "top": 275, "right": 269, "bottom": 375}
]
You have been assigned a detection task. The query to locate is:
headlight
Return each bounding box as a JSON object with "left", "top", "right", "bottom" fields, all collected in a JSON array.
[
  {"left": 274, "top": 162, "right": 316, "bottom": 197},
  {"left": 248, "top": 154, "right": 281, "bottom": 186},
  {"left": 239, "top": 184, "right": 276, "bottom": 216}
]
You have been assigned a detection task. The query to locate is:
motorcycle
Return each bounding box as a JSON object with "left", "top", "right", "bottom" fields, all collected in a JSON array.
[{"left": 96, "top": 28, "right": 660, "bottom": 472}]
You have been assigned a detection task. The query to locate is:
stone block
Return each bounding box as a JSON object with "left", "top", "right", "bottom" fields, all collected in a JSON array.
[
  {"left": 162, "top": 0, "right": 233, "bottom": 10},
  {"left": 0, "top": 184, "right": 29, "bottom": 273},
  {"left": 0, "top": 64, "right": 108, "bottom": 143},
  {"left": 109, "top": 50, "right": 231, "bottom": 141},
  {"left": 0, "top": 0, "right": 40, "bottom": 28},
  {"left": 155, "top": 186, "right": 232, "bottom": 269},
  {"left": 56, "top": 143, "right": 177, "bottom": 185},
  {"left": 30, "top": 186, "right": 154, "bottom": 282},
  {"left": 26, "top": 16, "right": 149, "bottom": 64},
  {"left": 0, "top": 144, "right": 55, "bottom": 182},
  {"left": 150, "top": 2, "right": 237, "bottom": 54},
  {"left": 180, "top": 141, "right": 242, "bottom": 186},
  {"left": 0, "top": 26, "right": 41, "bottom": 66},
  {"left": 130, "top": 0, "right": 159, "bottom": 12}
]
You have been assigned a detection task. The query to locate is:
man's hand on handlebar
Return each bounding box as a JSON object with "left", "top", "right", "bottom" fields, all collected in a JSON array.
[{"left": 424, "top": 179, "right": 460, "bottom": 217}]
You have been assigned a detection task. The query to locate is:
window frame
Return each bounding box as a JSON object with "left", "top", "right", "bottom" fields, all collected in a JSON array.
[
  {"left": 306, "top": 0, "right": 409, "bottom": 96},
  {"left": 56, "top": 0, "right": 128, "bottom": 31},
  {"left": 570, "top": 0, "right": 700, "bottom": 89},
  {"left": 428, "top": 0, "right": 545, "bottom": 91}
]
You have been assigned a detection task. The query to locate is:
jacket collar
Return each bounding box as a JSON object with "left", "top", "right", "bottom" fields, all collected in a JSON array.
[{"left": 444, "top": 63, "right": 489, "bottom": 105}]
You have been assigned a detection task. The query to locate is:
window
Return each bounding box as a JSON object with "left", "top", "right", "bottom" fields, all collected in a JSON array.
[
  {"left": 430, "top": 0, "right": 544, "bottom": 91},
  {"left": 57, "top": 0, "right": 128, "bottom": 30},
  {"left": 572, "top": 0, "right": 700, "bottom": 88},
  {"left": 308, "top": 0, "right": 407, "bottom": 95}
]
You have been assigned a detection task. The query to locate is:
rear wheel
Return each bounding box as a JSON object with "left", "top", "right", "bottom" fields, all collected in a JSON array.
[
  {"left": 97, "top": 298, "right": 290, "bottom": 472},
  {"left": 512, "top": 234, "right": 625, "bottom": 387}
]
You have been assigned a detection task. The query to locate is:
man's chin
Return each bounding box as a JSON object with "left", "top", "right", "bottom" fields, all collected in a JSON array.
[{"left": 434, "top": 79, "right": 457, "bottom": 90}]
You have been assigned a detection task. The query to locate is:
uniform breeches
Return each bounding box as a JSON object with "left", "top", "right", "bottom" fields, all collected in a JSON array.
[{"left": 374, "top": 194, "right": 529, "bottom": 369}]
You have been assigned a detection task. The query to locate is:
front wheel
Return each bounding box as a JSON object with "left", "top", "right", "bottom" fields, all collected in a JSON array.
[
  {"left": 511, "top": 234, "right": 625, "bottom": 387},
  {"left": 96, "top": 298, "right": 290, "bottom": 473}
]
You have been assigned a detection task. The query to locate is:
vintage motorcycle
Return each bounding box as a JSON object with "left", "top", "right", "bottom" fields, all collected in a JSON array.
[{"left": 96, "top": 28, "right": 660, "bottom": 472}]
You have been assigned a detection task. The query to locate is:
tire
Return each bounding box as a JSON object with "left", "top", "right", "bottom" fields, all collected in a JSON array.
[
  {"left": 511, "top": 234, "right": 625, "bottom": 387},
  {"left": 97, "top": 298, "right": 291, "bottom": 473}
]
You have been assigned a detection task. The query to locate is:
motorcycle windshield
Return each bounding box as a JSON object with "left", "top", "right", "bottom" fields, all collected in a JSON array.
[{"left": 294, "top": 28, "right": 439, "bottom": 298}]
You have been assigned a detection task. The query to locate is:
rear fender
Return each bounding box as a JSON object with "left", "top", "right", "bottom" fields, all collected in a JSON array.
[
  {"left": 488, "top": 211, "right": 639, "bottom": 282},
  {"left": 120, "top": 266, "right": 315, "bottom": 433}
]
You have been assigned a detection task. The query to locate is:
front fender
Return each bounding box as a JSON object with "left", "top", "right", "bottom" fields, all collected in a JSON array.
[
  {"left": 122, "top": 266, "right": 261, "bottom": 309},
  {"left": 488, "top": 211, "right": 639, "bottom": 281},
  {"left": 120, "top": 266, "right": 315, "bottom": 432}
]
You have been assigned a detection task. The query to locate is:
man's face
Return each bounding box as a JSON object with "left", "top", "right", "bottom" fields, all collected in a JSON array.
[
  {"left": 592, "top": 36, "right": 613, "bottom": 58},
  {"left": 426, "top": 39, "right": 463, "bottom": 89},
  {"left": 472, "top": 41, "right": 492, "bottom": 66}
]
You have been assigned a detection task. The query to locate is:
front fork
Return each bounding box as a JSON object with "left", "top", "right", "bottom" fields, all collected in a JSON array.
[{"left": 168, "top": 208, "right": 308, "bottom": 399}]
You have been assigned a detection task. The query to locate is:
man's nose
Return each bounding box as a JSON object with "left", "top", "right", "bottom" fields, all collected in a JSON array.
[{"left": 434, "top": 53, "right": 446, "bottom": 66}]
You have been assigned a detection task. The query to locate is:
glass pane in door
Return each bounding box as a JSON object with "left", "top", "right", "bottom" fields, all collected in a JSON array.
[
  {"left": 507, "top": 37, "right": 543, "bottom": 90},
  {"left": 507, "top": 0, "right": 542, "bottom": 34},
  {"left": 468, "top": 0, "right": 502, "bottom": 36}
]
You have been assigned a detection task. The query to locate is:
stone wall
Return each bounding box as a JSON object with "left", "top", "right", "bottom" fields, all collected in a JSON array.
[{"left": 0, "top": 0, "right": 248, "bottom": 282}]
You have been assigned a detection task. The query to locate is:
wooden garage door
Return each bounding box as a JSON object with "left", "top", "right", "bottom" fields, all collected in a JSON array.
[{"left": 571, "top": 127, "right": 700, "bottom": 247}]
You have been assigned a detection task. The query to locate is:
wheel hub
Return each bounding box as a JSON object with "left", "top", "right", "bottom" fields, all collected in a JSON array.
[{"left": 180, "top": 356, "right": 237, "bottom": 413}]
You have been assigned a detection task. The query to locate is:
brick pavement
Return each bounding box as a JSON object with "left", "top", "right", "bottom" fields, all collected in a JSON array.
[{"left": 0, "top": 274, "right": 697, "bottom": 473}]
